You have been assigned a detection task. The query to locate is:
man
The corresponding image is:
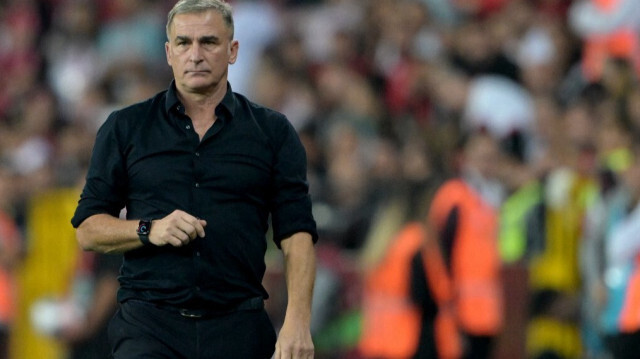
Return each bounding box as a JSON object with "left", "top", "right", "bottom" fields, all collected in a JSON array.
[{"left": 70, "top": 1, "right": 317, "bottom": 358}]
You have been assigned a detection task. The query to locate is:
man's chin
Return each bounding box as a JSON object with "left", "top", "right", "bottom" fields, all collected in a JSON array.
[{"left": 180, "top": 79, "right": 219, "bottom": 93}]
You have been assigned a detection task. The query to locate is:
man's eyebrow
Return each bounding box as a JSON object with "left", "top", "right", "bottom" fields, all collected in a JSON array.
[
  {"left": 173, "top": 35, "right": 221, "bottom": 43},
  {"left": 198, "top": 35, "right": 220, "bottom": 42},
  {"left": 174, "top": 35, "right": 191, "bottom": 42}
]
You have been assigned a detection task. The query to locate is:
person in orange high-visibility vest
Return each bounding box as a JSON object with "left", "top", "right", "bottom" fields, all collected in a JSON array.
[
  {"left": 359, "top": 132, "right": 504, "bottom": 359},
  {"left": 569, "top": 0, "right": 640, "bottom": 82},
  {"left": 359, "top": 221, "right": 430, "bottom": 359},
  {"left": 426, "top": 131, "right": 504, "bottom": 359},
  {"left": 358, "top": 219, "right": 462, "bottom": 359}
]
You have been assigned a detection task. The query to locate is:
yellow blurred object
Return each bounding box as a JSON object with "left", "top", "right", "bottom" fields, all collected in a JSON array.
[
  {"left": 527, "top": 317, "right": 582, "bottom": 359},
  {"left": 603, "top": 147, "right": 633, "bottom": 174},
  {"left": 10, "top": 188, "right": 80, "bottom": 359},
  {"left": 527, "top": 172, "right": 597, "bottom": 359}
]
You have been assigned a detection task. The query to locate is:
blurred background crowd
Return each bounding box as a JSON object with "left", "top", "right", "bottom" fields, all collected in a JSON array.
[{"left": 1, "top": 0, "right": 640, "bottom": 358}]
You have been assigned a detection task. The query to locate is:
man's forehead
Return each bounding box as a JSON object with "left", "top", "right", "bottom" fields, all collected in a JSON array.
[{"left": 170, "top": 11, "right": 227, "bottom": 36}]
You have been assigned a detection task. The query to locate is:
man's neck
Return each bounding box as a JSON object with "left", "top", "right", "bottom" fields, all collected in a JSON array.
[{"left": 177, "top": 82, "right": 227, "bottom": 117}]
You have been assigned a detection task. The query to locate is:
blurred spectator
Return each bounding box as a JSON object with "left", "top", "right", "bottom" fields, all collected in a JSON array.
[
  {"left": 357, "top": 133, "right": 439, "bottom": 359},
  {"left": 569, "top": 0, "right": 640, "bottom": 82},
  {"left": 527, "top": 94, "right": 566, "bottom": 176},
  {"left": 57, "top": 251, "right": 120, "bottom": 359},
  {"left": 0, "top": 165, "right": 21, "bottom": 359},
  {"left": 295, "top": 0, "right": 362, "bottom": 65},
  {"left": 494, "top": 147, "right": 542, "bottom": 359},
  {"left": 420, "top": 0, "right": 459, "bottom": 27},
  {"left": 4, "top": 88, "right": 57, "bottom": 184},
  {"left": 95, "top": 0, "right": 166, "bottom": 71},
  {"left": 0, "top": 1, "right": 42, "bottom": 120},
  {"left": 449, "top": 18, "right": 520, "bottom": 82},
  {"left": 526, "top": 96, "right": 600, "bottom": 359},
  {"left": 450, "top": 0, "right": 511, "bottom": 17},
  {"left": 43, "top": 0, "right": 101, "bottom": 121},
  {"left": 358, "top": 214, "right": 427, "bottom": 359},
  {"left": 599, "top": 139, "right": 640, "bottom": 359},
  {"left": 253, "top": 32, "right": 318, "bottom": 130},
  {"left": 428, "top": 66, "right": 535, "bottom": 144},
  {"left": 580, "top": 117, "right": 633, "bottom": 359},
  {"left": 498, "top": 136, "right": 543, "bottom": 265},
  {"left": 423, "top": 131, "right": 505, "bottom": 358},
  {"left": 227, "top": 0, "right": 282, "bottom": 97},
  {"left": 94, "top": 0, "right": 170, "bottom": 107},
  {"left": 517, "top": 23, "right": 566, "bottom": 96},
  {"left": 625, "top": 86, "right": 640, "bottom": 135}
]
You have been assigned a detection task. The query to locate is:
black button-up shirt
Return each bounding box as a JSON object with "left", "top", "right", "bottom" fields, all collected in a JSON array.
[{"left": 71, "top": 82, "right": 317, "bottom": 309}]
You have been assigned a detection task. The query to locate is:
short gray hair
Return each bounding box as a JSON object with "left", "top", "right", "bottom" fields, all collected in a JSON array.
[{"left": 166, "top": 0, "right": 234, "bottom": 40}]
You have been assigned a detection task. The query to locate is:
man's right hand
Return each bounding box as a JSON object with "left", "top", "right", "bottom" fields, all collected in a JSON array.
[{"left": 149, "top": 210, "right": 207, "bottom": 247}]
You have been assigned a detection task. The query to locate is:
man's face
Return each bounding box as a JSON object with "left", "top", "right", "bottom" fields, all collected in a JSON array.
[{"left": 165, "top": 11, "right": 238, "bottom": 95}]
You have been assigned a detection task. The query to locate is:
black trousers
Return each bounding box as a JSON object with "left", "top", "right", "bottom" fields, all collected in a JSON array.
[{"left": 108, "top": 300, "right": 277, "bottom": 359}]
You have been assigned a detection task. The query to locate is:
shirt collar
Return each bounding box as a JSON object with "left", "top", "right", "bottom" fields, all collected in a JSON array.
[{"left": 164, "top": 81, "right": 236, "bottom": 120}]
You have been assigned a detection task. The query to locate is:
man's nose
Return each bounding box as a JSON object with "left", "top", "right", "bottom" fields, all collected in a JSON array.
[{"left": 189, "top": 43, "right": 203, "bottom": 62}]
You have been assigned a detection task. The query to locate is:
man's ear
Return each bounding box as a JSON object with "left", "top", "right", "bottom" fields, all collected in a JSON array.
[
  {"left": 165, "top": 42, "right": 172, "bottom": 66},
  {"left": 228, "top": 40, "right": 239, "bottom": 65}
]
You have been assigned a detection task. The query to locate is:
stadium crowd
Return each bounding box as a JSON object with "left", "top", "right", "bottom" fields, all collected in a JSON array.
[{"left": 2, "top": 0, "right": 640, "bottom": 358}]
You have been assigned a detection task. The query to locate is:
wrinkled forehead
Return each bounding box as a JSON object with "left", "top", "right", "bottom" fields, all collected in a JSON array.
[
  {"left": 167, "top": 8, "right": 233, "bottom": 40},
  {"left": 170, "top": 11, "right": 228, "bottom": 36}
]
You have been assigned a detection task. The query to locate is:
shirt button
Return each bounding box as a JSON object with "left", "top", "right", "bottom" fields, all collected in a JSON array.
[
  {"left": 185, "top": 125, "right": 191, "bottom": 130},
  {"left": 195, "top": 183, "right": 200, "bottom": 188},
  {"left": 196, "top": 251, "right": 201, "bottom": 257},
  {"left": 195, "top": 152, "right": 200, "bottom": 157}
]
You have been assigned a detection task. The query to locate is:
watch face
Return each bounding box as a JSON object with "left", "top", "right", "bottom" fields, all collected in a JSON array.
[{"left": 137, "top": 220, "right": 151, "bottom": 235}]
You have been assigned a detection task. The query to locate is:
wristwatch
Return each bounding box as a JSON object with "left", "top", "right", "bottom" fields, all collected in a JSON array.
[{"left": 137, "top": 219, "right": 152, "bottom": 246}]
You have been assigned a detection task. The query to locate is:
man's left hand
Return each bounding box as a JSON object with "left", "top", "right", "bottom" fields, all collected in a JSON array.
[{"left": 274, "top": 317, "right": 314, "bottom": 359}]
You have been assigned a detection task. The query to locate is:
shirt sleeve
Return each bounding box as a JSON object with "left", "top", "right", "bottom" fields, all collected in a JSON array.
[
  {"left": 268, "top": 116, "right": 318, "bottom": 247},
  {"left": 71, "top": 112, "right": 128, "bottom": 228}
]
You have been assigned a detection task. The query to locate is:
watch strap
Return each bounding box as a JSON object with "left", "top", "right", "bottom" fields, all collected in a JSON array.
[{"left": 137, "top": 219, "right": 152, "bottom": 246}]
